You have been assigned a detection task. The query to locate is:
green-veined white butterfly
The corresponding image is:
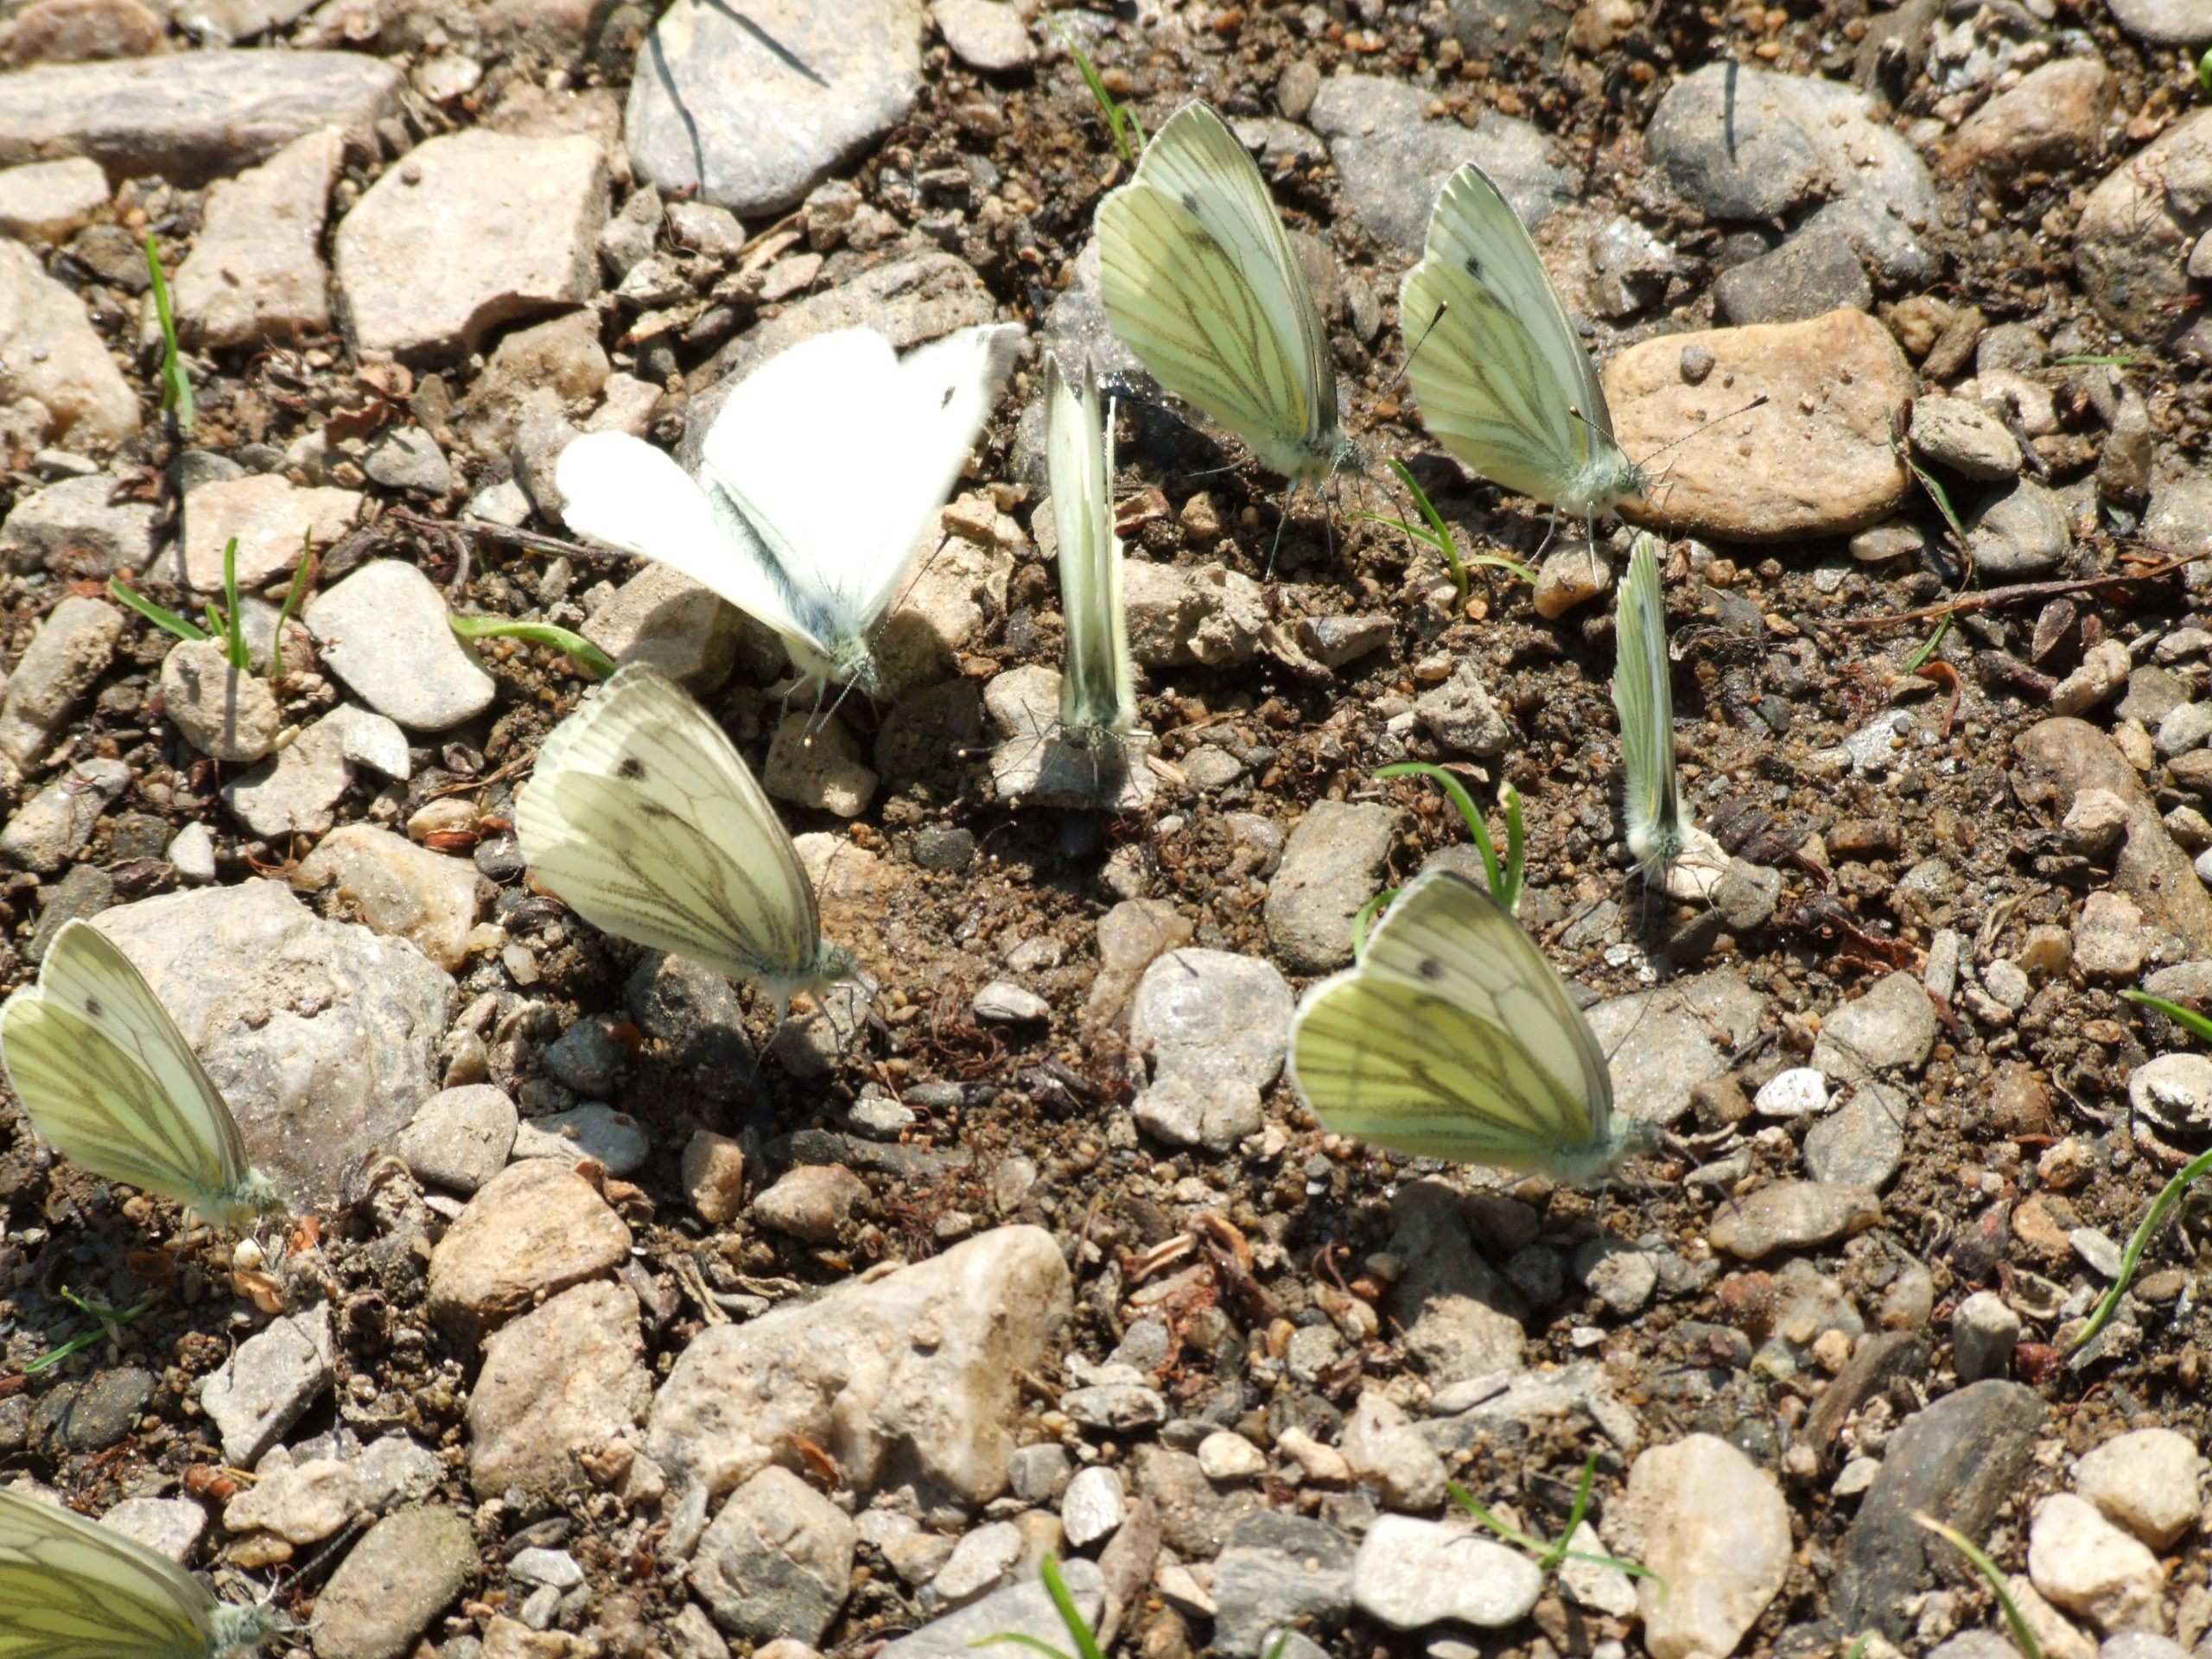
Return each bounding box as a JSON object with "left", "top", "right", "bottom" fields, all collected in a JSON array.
[
  {"left": 1613, "top": 533, "right": 1684, "bottom": 878},
  {"left": 0, "top": 919, "right": 283, "bottom": 1231},
  {"left": 0, "top": 1485, "right": 285, "bottom": 1658},
  {"left": 1610, "top": 534, "right": 1728, "bottom": 898},
  {"left": 1287, "top": 868, "right": 1656, "bottom": 1182},
  {"left": 556, "top": 325, "right": 1024, "bottom": 696},
  {"left": 1400, "top": 162, "right": 1645, "bottom": 519},
  {"left": 514, "top": 663, "right": 855, "bottom": 1020},
  {"left": 1096, "top": 100, "right": 1368, "bottom": 489},
  {"left": 1047, "top": 354, "right": 1140, "bottom": 772}
]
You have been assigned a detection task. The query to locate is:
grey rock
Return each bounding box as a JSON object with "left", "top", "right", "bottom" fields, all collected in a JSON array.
[
  {"left": 1712, "top": 229, "right": 1871, "bottom": 326},
  {"left": 0, "top": 594, "right": 121, "bottom": 774},
  {"left": 1414, "top": 660, "right": 1510, "bottom": 755},
  {"left": 1129, "top": 948, "right": 1294, "bottom": 1092},
  {"left": 932, "top": 0, "right": 1032, "bottom": 71},
  {"left": 1263, "top": 801, "right": 1402, "bottom": 974},
  {"left": 334, "top": 131, "right": 606, "bottom": 359},
  {"left": 972, "top": 981, "right": 1048, "bottom": 1023},
  {"left": 41, "top": 1366, "right": 153, "bottom": 1452},
  {"left": 200, "top": 1304, "right": 332, "bottom": 1465},
  {"left": 161, "top": 639, "right": 282, "bottom": 763},
  {"left": 1647, "top": 63, "right": 1937, "bottom": 282},
  {"left": 99, "top": 1496, "right": 207, "bottom": 1562},
  {"left": 1062, "top": 1465, "right": 1125, "bottom": 1548},
  {"left": 0, "top": 241, "right": 137, "bottom": 452},
  {"left": 1802, "top": 1080, "right": 1909, "bottom": 1190},
  {"left": 0, "top": 473, "right": 158, "bottom": 575},
  {"left": 168, "top": 821, "right": 218, "bottom": 882},
  {"left": 307, "top": 560, "right": 496, "bottom": 730},
  {"left": 690, "top": 1465, "right": 858, "bottom": 1642},
  {"left": 1586, "top": 969, "right": 1766, "bottom": 1128},
  {"left": 220, "top": 710, "right": 350, "bottom": 837},
  {"left": 2, "top": 754, "right": 127, "bottom": 872},
  {"left": 1133, "top": 1073, "right": 1264, "bottom": 1153},
  {"left": 1007, "top": 1442, "right": 1071, "bottom": 1503},
  {"left": 169, "top": 125, "right": 340, "bottom": 350},
  {"left": 1951, "top": 1290, "right": 2020, "bottom": 1384},
  {"left": 364, "top": 428, "right": 452, "bottom": 497},
  {"left": 1063, "top": 1382, "right": 1167, "bottom": 1431},
  {"left": 1709, "top": 1180, "right": 1882, "bottom": 1259},
  {"left": 1351, "top": 1515, "right": 1542, "bottom": 1631},
  {"left": 2107, "top": 0, "right": 2212, "bottom": 45},
  {"left": 2159, "top": 700, "right": 2212, "bottom": 759},
  {"left": 1833, "top": 1380, "right": 2047, "bottom": 1638},
  {"left": 356, "top": 1435, "right": 442, "bottom": 1514},
  {"left": 626, "top": 951, "right": 754, "bottom": 1095},
  {"left": 1297, "top": 613, "right": 1393, "bottom": 667},
  {"left": 0, "top": 50, "right": 400, "bottom": 186},
  {"left": 1212, "top": 1513, "right": 1357, "bottom": 1657},
  {"left": 1308, "top": 74, "right": 1572, "bottom": 255},
  {"left": 96, "top": 880, "right": 453, "bottom": 1206},
  {"left": 0, "top": 155, "right": 108, "bottom": 242},
  {"left": 537, "top": 1018, "right": 626, "bottom": 1095},
  {"left": 513, "top": 1103, "right": 650, "bottom": 1177},
  {"left": 627, "top": 0, "right": 925, "bottom": 217},
  {"left": 395, "top": 1084, "right": 518, "bottom": 1193},
  {"left": 1911, "top": 394, "right": 2023, "bottom": 481},
  {"left": 1624, "top": 1434, "right": 1792, "bottom": 1658},
  {"left": 1969, "top": 478, "right": 2070, "bottom": 578},
  {"left": 1814, "top": 969, "right": 1937, "bottom": 1079},
  {"left": 1339, "top": 1392, "right": 1447, "bottom": 1511},
  {"left": 582, "top": 563, "right": 756, "bottom": 696},
  {"left": 597, "top": 183, "right": 663, "bottom": 278},
  {"left": 1124, "top": 562, "right": 1267, "bottom": 670},
  {"left": 308, "top": 1505, "right": 474, "bottom": 1659},
  {"left": 2076, "top": 110, "right": 2212, "bottom": 356},
  {"left": 877, "top": 1558, "right": 1104, "bottom": 1659},
  {"left": 1388, "top": 1179, "right": 1527, "bottom": 1383},
  {"left": 1579, "top": 1241, "right": 1659, "bottom": 1316}
]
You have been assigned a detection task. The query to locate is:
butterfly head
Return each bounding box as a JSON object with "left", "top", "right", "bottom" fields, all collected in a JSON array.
[
  {"left": 205, "top": 1166, "right": 287, "bottom": 1233},
  {"left": 209, "top": 1599, "right": 291, "bottom": 1655},
  {"left": 1560, "top": 446, "right": 1648, "bottom": 521},
  {"left": 1315, "top": 432, "right": 1372, "bottom": 481}
]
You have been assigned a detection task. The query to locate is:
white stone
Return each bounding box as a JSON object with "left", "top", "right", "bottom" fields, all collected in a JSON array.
[
  {"left": 1626, "top": 1433, "right": 1792, "bottom": 1659},
  {"left": 1198, "top": 1431, "right": 1267, "bottom": 1482},
  {"left": 1350, "top": 1515, "right": 1545, "bottom": 1630},
  {"left": 1060, "top": 1465, "right": 1125, "bottom": 1548},
  {"left": 0, "top": 156, "right": 108, "bottom": 242},
  {"left": 2074, "top": 1428, "right": 2202, "bottom": 1551},
  {"left": 170, "top": 125, "right": 341, "bottom": 348},
  {"left": 2028, "top": 1492, "right": 2165, "bottom": 1635},
  {"left": 1754, "top": 1066, "right": 1830, "bottom": 1118}
]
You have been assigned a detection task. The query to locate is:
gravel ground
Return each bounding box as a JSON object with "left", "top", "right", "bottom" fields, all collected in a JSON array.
[{"left": 3, "top": 2, "right": 2212, "bottom": 1658}]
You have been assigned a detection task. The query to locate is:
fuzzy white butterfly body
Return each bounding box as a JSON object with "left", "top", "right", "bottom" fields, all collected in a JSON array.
[
  {"left": 514, "top": 664, "right": 855, "bottom": 1017},
  {"left": 0, "top": 1485, "right": 283, "bottom": 1658},
  {"left": 1401, "top": 162, "right": 1644, "bottom": 519},
  {"left": 1047, "top": 356, "right": 1139, "bottom": 766},
  {"left": 556, "top": 325, "right": 1024, "bottom": 696},
  {"left": 0, "top": 920, "right": 282, "bottom": 1231},
  {"left": 1096, "top": 101, "right": 1366, "bottom": 487},
  {"left": 1287, "top": 868, "right": 1655, "bottom": 1183}
]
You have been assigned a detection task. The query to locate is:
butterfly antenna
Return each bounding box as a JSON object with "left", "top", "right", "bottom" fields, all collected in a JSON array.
[
  {"left": 1264, "top": 479, "right": 1298, "bottom": 578},
  {"left": 1397, "top": 299, "right": 1448, "bottom": 390}
]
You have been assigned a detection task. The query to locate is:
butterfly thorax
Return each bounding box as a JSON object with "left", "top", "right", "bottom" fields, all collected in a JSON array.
[
  {"left": 1561, "top": 450, "right": 1647, "bottom": 521},
  {"left": 209, "top": 1602, "right": 288, "bottom": 1656},
  {"left": 1309, "top": 432, "right": 1370, "bottom": 483},
  {"left": 207, "top": 1167, "right": 286, "bottom": 1233},
  {"left": 1548, "top": 1115, "right": 1661, "bottom": 1185}
]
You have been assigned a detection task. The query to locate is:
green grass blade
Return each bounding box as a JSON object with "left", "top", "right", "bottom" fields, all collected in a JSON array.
[
  {"left": 23, "top": 1292, "right": 151, "bottom": 1377},
  {"left": 1351, "top": 887, "right": 1400, "bottom": 959},
  {"left": 270, "top": 530, "right": 313, "bottom": 680},
  {"left": 107, "top": 576, "right": 209, "bottom": 644},
  {"left": 1037, "top": 1556, "right": 1103, "bottom": 1659},
  {"left": 1376, "top": 761, "right": 1503, "bottom": 901},
  {"left": 2070, "top": 1139, "right": 2212, "bottom": 1354},
  {"left": 220, "top": 535, "right": 250, "bottom": 671},
  {"left": 1387, "top": 460, "right": 1466, "bottom": 600},
  {"left": 448, "top": 614, "right": 618, "bottom": 679},
  {"left": 145, "top": 232, "right": 194, "bottom": 435},
  {"left": 1913, "top": 1513, "right": 2044, "bottom": 1659},
  {"left": 1499, "top": 780, "right": 1525, "bottom": 915},
  {"left": 2122, "top": 988, "right": 2212, "bottom": 1046},
  {"left": 1050, "top": 22, "right": 1141, "bottom": 164}
]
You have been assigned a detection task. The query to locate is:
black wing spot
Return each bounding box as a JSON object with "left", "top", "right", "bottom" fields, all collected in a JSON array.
[
  {"left": 940, "top": 385, "right": 955, "bottom": 410},
  {"left": 84, "top": 995, "right": 105, "bottom": 1018},
  {"left": 1417, "top": 957, "right": 1445, "bottom": 982},
  {"left": 1182, "top": 190, "right": 1201, "bottom": 213},
  {"left": 1463, "top": 254, "right": 1483, "bottom": 279},
  {"left": 618, "top": 757, "right": 648, "bottom": 781}
]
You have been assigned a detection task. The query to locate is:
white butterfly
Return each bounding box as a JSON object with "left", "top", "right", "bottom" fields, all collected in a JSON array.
[
  {"left": 1610, "top": 535, "right": 1729, "bottom": 899},
  {"left": 0, "top": 1485, "right": 285, "bottom": 1659},
  {"left": 1401, "top": 162, "right": 1645, "bottom": 520},
  {"left": 556, "top": 324, "right": 1025, "bottom": 696},
  {"left": 1046, "top": 355, "right": 1139, "bottom": 770},
  {"left": 1287, "top": 868, "right": 1656, "bottom": 1183},
  {"left": 1613, "top": 533, "right": 1684, "bottom": 878},
  {"left": 1096, "top": 100, "right": 1367, "bottom": 489},
  {"left": 0, "top": 919, "right": 283, "bottom": 1231},
  {"left": 514, "top": 663, "right": 855, "bottom": 1020}
]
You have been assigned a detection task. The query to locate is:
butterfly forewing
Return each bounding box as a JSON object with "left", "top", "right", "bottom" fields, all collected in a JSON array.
[
  {"left": 1613, "top": 534, "right": 1685, "bottom": 873},
  {"left": 0, "top": 921, "right": 263, "bottom": 1225},
  {"left": 515, "top": 665, "right": 833, "bottom": 995},
  {"left": 0, "top": 1487, "right": 238, "bottom": 1659},
  {"left": 1097, "top": 101, "right": 1351, "bottom": 481}
]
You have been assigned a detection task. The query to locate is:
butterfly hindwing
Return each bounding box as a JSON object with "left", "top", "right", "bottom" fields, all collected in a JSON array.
[
  {"left": 514, "top": 664, "right": 850, "bottom": 1007},
  {"left": 0, "top": 921, "right": 273, "bottom": 1229}
]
